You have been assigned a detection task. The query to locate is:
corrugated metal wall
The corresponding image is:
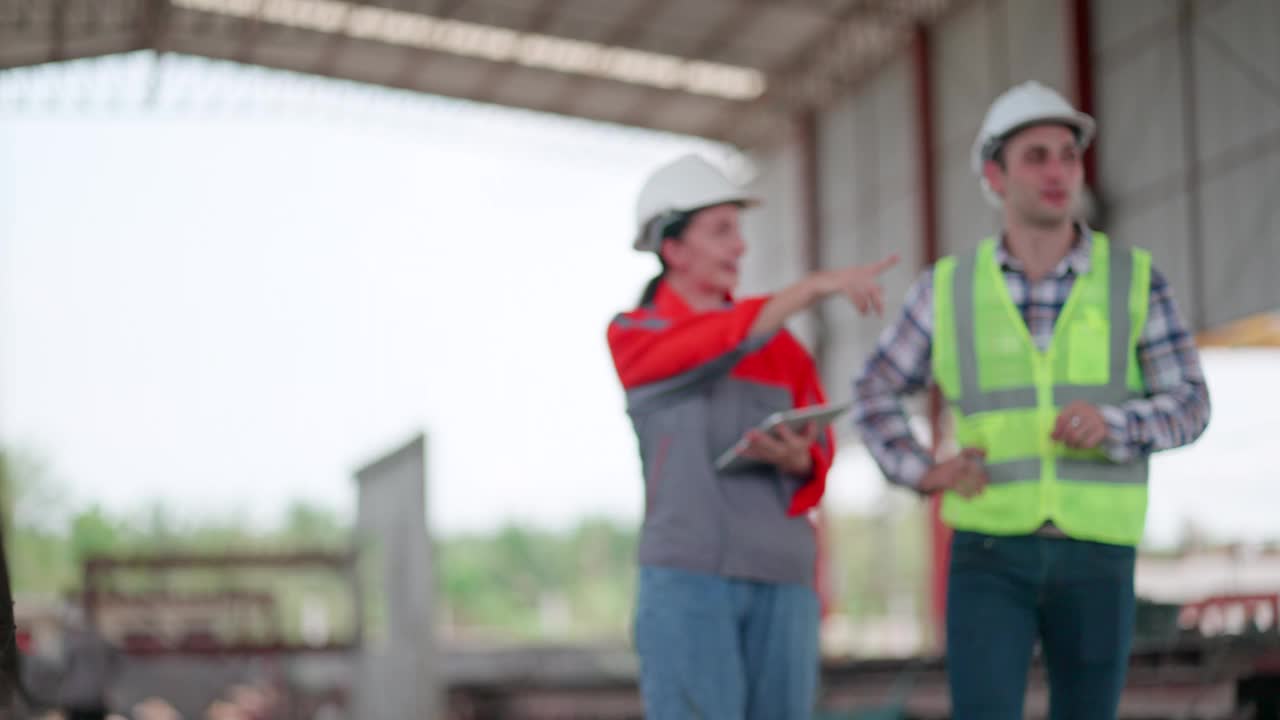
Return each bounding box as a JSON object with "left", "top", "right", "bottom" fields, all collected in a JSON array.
[
  {"left": 1096, "top": 0, "right": 1280, "bottom": 330},
  {"left": 741, "top": 138, "right": 816, "bottom": 347},
  {"left": 816, "top": 55, "right": 920, "bottom": 406},
  {"left": 933, "top": 0, "right": 1069, "bottom": 259},
  {"left": 744, "top": 0, "right": 1279, "bottom": 398},
  {"left": 1095, "top": 1, "right": 1199, "bottom": 317}
]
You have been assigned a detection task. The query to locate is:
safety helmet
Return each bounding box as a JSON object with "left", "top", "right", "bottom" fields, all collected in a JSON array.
[
  {"left": 971, "top": 81, "right": 1095, "bottom": 206},
  {"left": 632, "top": 154, "right": 759, "bottom": 252}
]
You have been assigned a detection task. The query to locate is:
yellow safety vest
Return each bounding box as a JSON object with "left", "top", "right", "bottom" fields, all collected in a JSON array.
[{"left": 932, "top": 233, "right": 1151, "bottom": 546}]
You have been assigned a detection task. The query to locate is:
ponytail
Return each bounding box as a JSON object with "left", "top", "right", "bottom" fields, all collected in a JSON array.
[
  {"left": 635, "top": 211, "right": 690, "bottom": 308},
  {"left": 637, "top": 271, "right": 665, "bottom": 307}
]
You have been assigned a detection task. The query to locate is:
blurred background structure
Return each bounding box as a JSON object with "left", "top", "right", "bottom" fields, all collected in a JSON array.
[{"left": 2, "top": 0, "right": 1279, "bottom": 717}]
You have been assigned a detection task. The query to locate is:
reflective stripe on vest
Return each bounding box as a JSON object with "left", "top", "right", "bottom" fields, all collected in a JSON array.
[{"left": 933, "top": 233, "right": 1152, "bottom": 546}]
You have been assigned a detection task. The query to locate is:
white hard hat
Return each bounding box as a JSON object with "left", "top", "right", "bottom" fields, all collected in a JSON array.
[
  {"left": 632, "top": 154, "right": 759, "bottom": 252},
  {"left": 971, "top": 81, "right": 1095, "bottom": 206}
]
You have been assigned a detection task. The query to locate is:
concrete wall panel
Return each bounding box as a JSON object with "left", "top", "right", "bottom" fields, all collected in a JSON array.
[
  {"left": 1003, "top": 0, "right": 1068, "bottom": 91},
  {"left": 1193, "top": 0, "right": 1280, "bottom": 163},
  {"left": 1096, "top": 32, "right": 1187, "bottom": 201},
  {"left": 934, "top": 0, "right": 1005, "bottom": 256},
  {"left": 1198, "top": 150, "right": 1280, "bottom": 328},
  {"left": 1106, "top": 191, "right": 1197, "bottom": 321},
  {"left": 1093, "top": 0, "right": 1178, "bottom": 58},
  {"left": 742, "top": 140, "right": 816, "bottom": 346},
  {"left": 1097, "top": 0, "right": 1280, "bottom": 328},
  {"left": 814, "top": 53, "right": 920, "bottom": 409}
]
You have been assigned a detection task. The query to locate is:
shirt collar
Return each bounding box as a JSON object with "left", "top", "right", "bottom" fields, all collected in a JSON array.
[
  {"left": 996, "top": 222, "right": 1093, "bottom": 278},
  {"left": 653, "top": 280, "right": 692, "bottom": 318},
  {"left": 653, "top": 280, "right": 733, "bottom": 318}
]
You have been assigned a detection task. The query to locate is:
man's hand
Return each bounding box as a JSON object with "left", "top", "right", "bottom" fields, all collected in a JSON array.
[
  {"left": 919, "top": 448, "right": 988, "bottom": 497},
  {"left": 740, "top": 422, "right": 819, "bottom": 476},
  {"left": 1052, "top": 401, "right": 1108, "bottom": 449}
]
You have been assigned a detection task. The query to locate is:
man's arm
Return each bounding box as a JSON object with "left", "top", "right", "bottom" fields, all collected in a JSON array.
[
  {"left": 1098, "top": 266, "right": 1212, "bottom": 461},
  {"left": 851, "top": 271, "right": 937, "bottom": 491}
]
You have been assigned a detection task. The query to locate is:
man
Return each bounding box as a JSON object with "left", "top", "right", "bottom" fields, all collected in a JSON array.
[{"left": 852, "top": 81, "right": 1211, "bottom": 719}]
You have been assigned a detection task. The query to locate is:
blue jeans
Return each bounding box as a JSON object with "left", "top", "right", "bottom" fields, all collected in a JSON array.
[
  {"left": 634, "top": 565, "right": 820, "bottom": 720},
  {"left": 946, "top": 531, "right": 1137, "bottom": 720}
]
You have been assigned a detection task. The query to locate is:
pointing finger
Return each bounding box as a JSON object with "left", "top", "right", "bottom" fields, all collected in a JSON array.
[{"left": 869, "top": 254, "right": 901, "bottom": 275}]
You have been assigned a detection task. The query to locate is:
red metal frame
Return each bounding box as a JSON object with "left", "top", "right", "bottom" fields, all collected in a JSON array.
[
  {"left": 795, "top": 109, "right": 837, "bottom": 617},
  {"left": 1178, "top": 593, "right": 1280, "bottom": 636},
  {"left": 910, "top": 22, "right": 949, "bottom": 652},
  {"left": 1066, "top": 0, "right": 1098, "bottom": 188}
]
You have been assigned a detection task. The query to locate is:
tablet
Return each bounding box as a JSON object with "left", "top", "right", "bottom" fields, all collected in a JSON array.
[{"left": 714, "top": 401, "right": 852, "bottom": 473}]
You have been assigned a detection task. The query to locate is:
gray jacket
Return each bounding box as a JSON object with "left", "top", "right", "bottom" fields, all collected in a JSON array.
[{"left": 611, "top": 288, "right": 831, "bottom": 587}]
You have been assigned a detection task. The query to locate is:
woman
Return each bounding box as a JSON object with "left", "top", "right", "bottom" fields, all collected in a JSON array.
[{"left": 607, "top": 154, "right": 897, "bottom": 719}]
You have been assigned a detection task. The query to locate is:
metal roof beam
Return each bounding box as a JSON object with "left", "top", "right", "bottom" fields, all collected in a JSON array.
[
  {"left": 547, "top": 0, "right": 674, "bottom": 117},
  {"left": 234, "top": 7, "right": 263, "bottom": 64},
  {"left": 48, "top": 0, "right": 67, "bottom": 62},
  {"left": 389, "top": 0, "right": 469, "bottom": 89},
  {"left": 311, "top": 2, "right": 354, "bottom": 75},
  {"left": 717, "top": 0, "right": 939, "bottom": 146},
  {"left": 468, "top": 0, "right": 566, "bottom": 103},
  {"left": 620, "top": 5, "right": 760, "bottom": 132},
  {"left": 135, "top": 0, "right": 172, "bottom": 52}
]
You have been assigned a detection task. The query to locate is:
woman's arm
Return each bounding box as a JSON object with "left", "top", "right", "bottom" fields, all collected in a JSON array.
[{"left": 609, "top": 256, "right": 900, "bottom": 390}]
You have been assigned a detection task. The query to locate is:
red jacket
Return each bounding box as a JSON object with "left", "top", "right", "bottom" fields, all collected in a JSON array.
[{"left": 608, "top": 282, "right": 834, "bottom": 515}]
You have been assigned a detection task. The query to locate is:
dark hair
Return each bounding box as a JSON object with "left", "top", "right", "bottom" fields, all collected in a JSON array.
[
  {"left": 637, "top": 265, "right": 667, "bottom": 307},
  {"left": 987, "top": 122, "right": 1084, "bottom": 170},
  {"left": 635, "top": 211, "right": 693, "bottom": 307},
  {"left": 982, "top": 136, "right": 1010, "bottom": 170}
]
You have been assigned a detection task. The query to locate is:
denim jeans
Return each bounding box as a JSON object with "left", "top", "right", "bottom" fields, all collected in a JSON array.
[
  {"left": 634, "top": 565, "right": 820, "bottom": 720},
  {"left": 946, "top": 531, "right": 1137, "bottom": 720}
]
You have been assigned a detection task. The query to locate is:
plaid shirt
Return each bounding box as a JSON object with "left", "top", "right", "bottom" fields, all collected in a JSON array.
[{"left": 852, "top": 229, "right": 1211, "bottom": 490}]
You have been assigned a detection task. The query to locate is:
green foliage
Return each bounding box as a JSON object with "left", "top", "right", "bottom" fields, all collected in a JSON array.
[
  {"left": 70, "top": 505, "right": 125, "bottom": 563},
  {"left": 435, "top": 518, "right": 638, "bottom": 641},
  {"left": 0, "top": 447, "right": 934, "bottom": 644}
]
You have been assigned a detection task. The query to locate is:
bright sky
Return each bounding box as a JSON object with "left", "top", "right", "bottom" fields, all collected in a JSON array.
[{"left": 1, "top": 53, "right": 1275, "bottom": 546}]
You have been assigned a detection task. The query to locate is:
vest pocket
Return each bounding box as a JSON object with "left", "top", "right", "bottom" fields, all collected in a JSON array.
[{"left": 1066, "top": 323, "right": 1109, "bottom": 384}]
